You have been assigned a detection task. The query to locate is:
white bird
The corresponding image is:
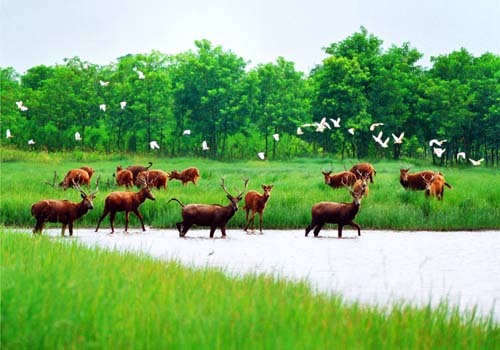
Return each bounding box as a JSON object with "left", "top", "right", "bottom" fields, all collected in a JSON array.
[
  {"left": 20, "top": 105, "right": 29, "bottom": 112},
  {"left": 429, "top": 139, "right": 447, "bottom": 147},
  {"left": 379, "top": 137, "right": 390, "bottom": 148},
  {"left": 99, "top": 104, "right": 106, "bottom": 112},
  {"left": 315, "top": 118, "right": 331, "bottom": 132},
  {"left": 15, "top": 101, "right": 23, "bottom": 109},
  {"left": 370, "top": 122, "right": 384, "bottom": 131},
  {"left": 202, "top": 140, "right": 209, "bottom": 150},
  {"left": 120, "top": 101, "right": 127, "bottom": 109},
  {"left": 372, "top": 131, "right": 384, "bottom": 144},
  {"left": 150, "top": 140, "right": 160, "bottom": 149},
  {"left": 433, "top": 147, "right": 446, "bottom": 158},
  {"left": 330, "top": 117, "right": 341, "bottom": 128},
  {"left": 273, "top": 133, "right": 280, "bottom": 141},
  {"left": 296, "top": 127, "right": 304, "bottom": 135},
  {"left": 183, "top": 129, "right": 191, "bottom": 135},
  {"left": 372, "top": 131, "right": 389, "bottom": 148},
  {"left": 75, "top": 132, "right": 82, "bottom": 141},
  {"left": 257, "top": 152, "right": 265, "bottom": 160},
  {"left": 456, "top": 152, "right": 466, "bottom": 161},
  {"left": 300, "top": 123, "right": 315, "bottom": 128},
  {"left": 6, "top": 129, "right": 12, "bottom": 138},
  {"left": 392, "top": 132, "right": 405, "bottom": 144},
  {"left": 28, "top": 139, "right": 35, "bottom": 145},
  {"left": 137, "top": 70, "right": 145, "bottom": 79},
  {"left": 99, "top": 80, "right": 109, "bottom": 86},
  {"left": 469, "top": 158, "right": 484, "bottom": 166},
  {"left": 347, "top": 128, "right": 355, "bottom": 135}
]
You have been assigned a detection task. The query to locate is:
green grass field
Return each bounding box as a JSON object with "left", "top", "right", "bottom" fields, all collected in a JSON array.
[
  {"left": 2, "top": 230, "right": 498, "bottom": 349},
  {"left": 1, "top": 148, "right": 499, "bottom": 232}
]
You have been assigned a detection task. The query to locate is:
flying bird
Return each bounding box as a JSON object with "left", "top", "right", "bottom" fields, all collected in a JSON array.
[
  {"left": 202, "top": 140, "right": 209, "bottom": 151},
  {"left": 347, "top": 128, "right": 355, "bottom": 135},
  {"left": 28, "top": 139, "right": 35, "bottom": 145},
  {"left": 120, "top": 101, "right": 127, "bottom": 109},
  {"left": 6, "top": 129, "right": 12, "bottom": 138},
  {"left": 429, "top": 139, "right": 447, "bottom": 147},
  {"left": 99, "top": 104, "right": 106, "bottom": 112},
  {"left": 183, "top": 129, "right": 191, "bottom": 135},
  {"left": 372, "top": 131, "right": 389, "bottom": 148},
  {"left": 300, "top": 123, "right": 315, "bottom": 128},
  {"left": 469, "top": 158, "right": 484, "bottom": 166},
  {"left": 330, "top": 117, "right": 341, "bottom": 128},
  {"left": 315, "top": 118, "right": 331, "bottom": 133},
  {"left": 296, "top": 127, "right": 304, "bottom": 135},
  {"left": 392, "top": 132, "right": 405, "bottom": 144},
  {"left": 257, "top": 152, "right": 265, "bottom": 160},
  {"left": 75, "top": 132, "right": 82, "bottom": 141},
  {"left": 370, "top": 122, "right": 384, "bottom": 131},
  {"left": 19, "top": 105, "right": 29, "bottom": 112},
  {"left": 15, "top": 101, "right": 23, "bottom": 109},
  {"left": 150, "top": 141, "right": 160, "bottom": 150},
  {"left": 433, "top": 147, "right": 446, "bottom": 158},
  {"left": 456, "top": 152, "right": 466, "bottom": 161},
  {"left": 273, "top": 133, "right": 280, "bottom": 141},
  {"left": 137, "top": 70, "right": 145, "bottom": 79},
  {"left": 99, "top": 80, "right": 109, "bottom": 86},
  {"left": 372, "top": 131, "right": 384, "bottom": 144}
]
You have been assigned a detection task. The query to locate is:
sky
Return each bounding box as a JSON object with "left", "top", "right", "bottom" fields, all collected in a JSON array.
[{"left": 1, "top": 0, "right": 499, "bottom": 75}]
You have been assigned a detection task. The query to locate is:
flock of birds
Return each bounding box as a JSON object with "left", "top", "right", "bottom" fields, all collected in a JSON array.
[{"left": 8, "top": 79, "right": 485, "bottom": 166}]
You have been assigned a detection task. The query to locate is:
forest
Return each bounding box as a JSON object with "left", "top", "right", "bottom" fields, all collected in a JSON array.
[{"left": 1, "top": 28, "right": 499, "bottom": 165}]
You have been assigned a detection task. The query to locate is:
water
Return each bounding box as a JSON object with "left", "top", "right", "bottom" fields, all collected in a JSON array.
[{"left": 39, "top": 228, "right": 500, "bottom": 320}]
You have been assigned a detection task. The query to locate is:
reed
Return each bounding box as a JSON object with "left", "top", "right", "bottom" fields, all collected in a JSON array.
[
  {"left": 2, "top": 230, "right": 498, "bottom": 349},
  {"left": 1, "top": 149, "right": 499, "bottom": 232}
]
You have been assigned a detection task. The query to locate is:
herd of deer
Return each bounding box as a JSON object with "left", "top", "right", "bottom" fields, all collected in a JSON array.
[{"left": 30, "top": 161, "right": 452, "bottom": 239}]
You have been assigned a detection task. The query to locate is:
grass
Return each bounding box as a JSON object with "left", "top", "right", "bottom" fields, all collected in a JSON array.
[
  {"left": 1, "top": 230, "right": 498, "bottom": 349},
  {"left": 0, "top": 148, "right": 499, "bottom": 232}
]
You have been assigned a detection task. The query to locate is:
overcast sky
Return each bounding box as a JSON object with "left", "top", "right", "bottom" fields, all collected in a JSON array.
[{"left": 1, "top": 0, "right": 499, "bottom": 74}]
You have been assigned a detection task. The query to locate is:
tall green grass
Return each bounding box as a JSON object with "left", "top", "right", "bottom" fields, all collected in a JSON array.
[
  {"left": 1, "top": 148, "right": 499, "bottom": 231},
  {"left": 2, "top": 230, "right": 498, "bottom": 349}
]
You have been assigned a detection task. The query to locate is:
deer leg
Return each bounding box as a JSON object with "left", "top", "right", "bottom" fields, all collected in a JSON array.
[
  {"left": 313, "top": 223, "right": 324, "bottom": 237},
  {"left": 347, "top": 221, "right": 361, "bottom": 236},
  {"left": 34, "top": 219, "right": 44, "bottom": 234},
  {"left": 337, "top": 225, "right": 343, "bottom": 238},
  {"left": 220, "top": 225, "right": 227, "bottom": 238},
  {"left": 69, "top": 222, "right": 74, "bottom": 236},
  {"left": 61, "top": 224, "right": 67, "bottom": 237},
  {"left": 175, "top": 222, "right": 182, "bottom": 234},
  {"left": 133, "top": 209, "right": 146, "bottom": 231},
  {"left": 244, "top": 211, "right": 256, "bottom": 232},
  {"left": 109, "top": 211, "right": 116, "bottom": 233},
  {"left": 95, "top": 209, "right": 110, "bottom": 232},
  {"left": 209, "top": 226, "right": 217, "bottom": 238},
  {"left": 124, "top": 211, "right": 131, "bottom": 232},
  {"left": 181, "top": 223, "right": 191, "bottom": 237},
  {"left": 258, "top": 212, "right": 263, "bottom": 234},
  {"left": 305, "top": 222, "right": 316, "bottom": 237}
]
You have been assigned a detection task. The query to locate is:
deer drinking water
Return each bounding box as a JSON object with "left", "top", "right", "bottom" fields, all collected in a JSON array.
[{"left": 168, "top": 177, "right": 248, "bottom": 238}]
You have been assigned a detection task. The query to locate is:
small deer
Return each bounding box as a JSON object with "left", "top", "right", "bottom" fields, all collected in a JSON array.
[
  {"left": 322, "top": 169, "right": 357, "bottom": 188},
  {"left": 31, "top": 180, "right": 98, "bottom": 236},
  {"left": 423, "top": 172, "right": 453, "bottom": 200},
  {"left": 114, "top": 166, "right": 134, "bottom": 188},
  {"left": 243, "top": 184, "right": 274, "bottom": 233},
  {"left": 95, "top": 176, "right": 155, "bottom": 233},
  {"left": 352, "top": 171, "right": 370, "bottom": 198},
  {"left": 169, "top": 167, "right": 200, "bottom": 186},
  {"left": 136, "top": 170, "right": 169, "bottom": 190},
  {"left": 168, "top": 177, "right": 248, "bottom": 238},
  {"left": 59, "top": 168, "right": 91, "bottom": 190},
  {"left": 305, "top": 180, "right": 366, "bottom": 238}
]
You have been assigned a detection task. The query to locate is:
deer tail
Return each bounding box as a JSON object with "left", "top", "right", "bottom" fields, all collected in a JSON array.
[
  {"left": 168, "top": 198, "right": 185, "bottom": 207},
  {"left": 444, "top": 182, "right": 452, "bottom": 189},
  {"left": 146, "top": 161, "right": 153, "bottom": 169}
]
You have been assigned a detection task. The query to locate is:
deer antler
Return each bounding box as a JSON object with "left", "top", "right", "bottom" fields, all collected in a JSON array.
[
  {"left": 237, "top": 177, "right": 249, "bottom": 198},
  {"left": 72, "top": 177, "right": 87, "bottom": 196},
  {"left": 220, "top": 176, "right": 231, "bottom": 196}
]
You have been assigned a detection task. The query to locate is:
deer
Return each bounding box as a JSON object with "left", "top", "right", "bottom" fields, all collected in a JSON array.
[
  {"left": 31, "top": 180, "right": 98, "bottom": 236},
  {"left": 95, "top": 176, "right": 155, "bottom": 233},
  {"left": 135, "top": 170, "right": 169, "bottom": 190},
  {"left": 243, "top": 184, "right": 274, "bottom": 233},
  {"left": 113, "top": 166, "right": 134, "bottom": 188},
  {"left": 349, "top": 163, "right": 376, "bottom": 183},
  {"left": 352, "top": 171, "right": 370, "bottom": 198},
  {"left": 168, "top": 177, "right": 249, "bottom": 238},
  {"left": 322, "top": 169, "right": 357, "bottom": 189},
  {"left": 169, "top": 167, "right": 200, "bottom": 186},
  {"left": 59, "top": 168, "right": 91, "bottom": 190},
  {"left": 125, "top": 161, "right": 153, "bottom": 182},
  {"left": 399, "top": 168, "right": 450, "bottom": 191},
  {"left": 305, "top": 179, "right": 366, "bottom": 238},
  {"left": 423, "top": 172, "right": 453, "bottom": 200}
]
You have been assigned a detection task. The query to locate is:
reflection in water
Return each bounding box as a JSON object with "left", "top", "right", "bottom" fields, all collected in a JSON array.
[{"left": 41, "top": 228, "right": 499, "bottom": 320}]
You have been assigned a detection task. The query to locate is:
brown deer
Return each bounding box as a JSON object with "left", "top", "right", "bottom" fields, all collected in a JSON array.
[
  {"left": 126, "top": 161, "right": 153, "bottom": 182},
  {"left": 79, "top": 166, "right": 95, "bottom": 180},
  {"left": 136, "top": 170, "right": 169, "bottom": 189},
  {"left": 168, "top": 177, "right": 248, "bottom": 238},
  {"left": 243, "top": 184, "right": 274, "bottom": 233},
  {"left": 352, "top": 171, "right": 370, "bottom": 198},
  {"left": 114, "top": 166, "right": 134, "bottom": 188},
  {"left": 169, "top": 167, "right": 200, "bottom": 185},
  {"left": 423, "top": 172, "right": 453, "bottom": 200},
  {"left": 95, "top": 177, "right": 155, "bottom": 233},
  {"left": 305, "top": 181, "right": 366, "bottom": 238},
  {"left": 322, "top": 169, "right": 357, "bottom": 188},
  {"left": 59, "top": 168, "right": 91, "bottom": 190},
  {"left": 31, "top": 180, "right": 98, "bottom": 236},
  {"left": 349, "top": 163, "right": 376, "bottom": 183},
  {"left": 399, "top": 168, "right": 450, "bottom": 191}
]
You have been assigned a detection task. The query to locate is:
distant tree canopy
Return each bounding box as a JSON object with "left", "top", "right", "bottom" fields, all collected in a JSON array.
[{"left": 1, "top": 28, "right": 499, "bottom": 165}]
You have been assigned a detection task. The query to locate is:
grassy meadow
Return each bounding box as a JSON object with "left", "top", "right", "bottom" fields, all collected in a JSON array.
[
  {"left": 0, "top": 148, "right": 499, "bottom": 232},
  {"left": 2, "top": 230, "right": 499, "bottom": 349}
]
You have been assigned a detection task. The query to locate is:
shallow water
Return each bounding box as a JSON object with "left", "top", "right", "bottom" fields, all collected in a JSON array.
[{"left": 38, "top": 227, "right": 500, "bottom": 320}]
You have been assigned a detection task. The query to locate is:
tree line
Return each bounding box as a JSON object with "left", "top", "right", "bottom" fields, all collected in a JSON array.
[{"left": 1, "top": 27, "right": 499, "bottom": 165}]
